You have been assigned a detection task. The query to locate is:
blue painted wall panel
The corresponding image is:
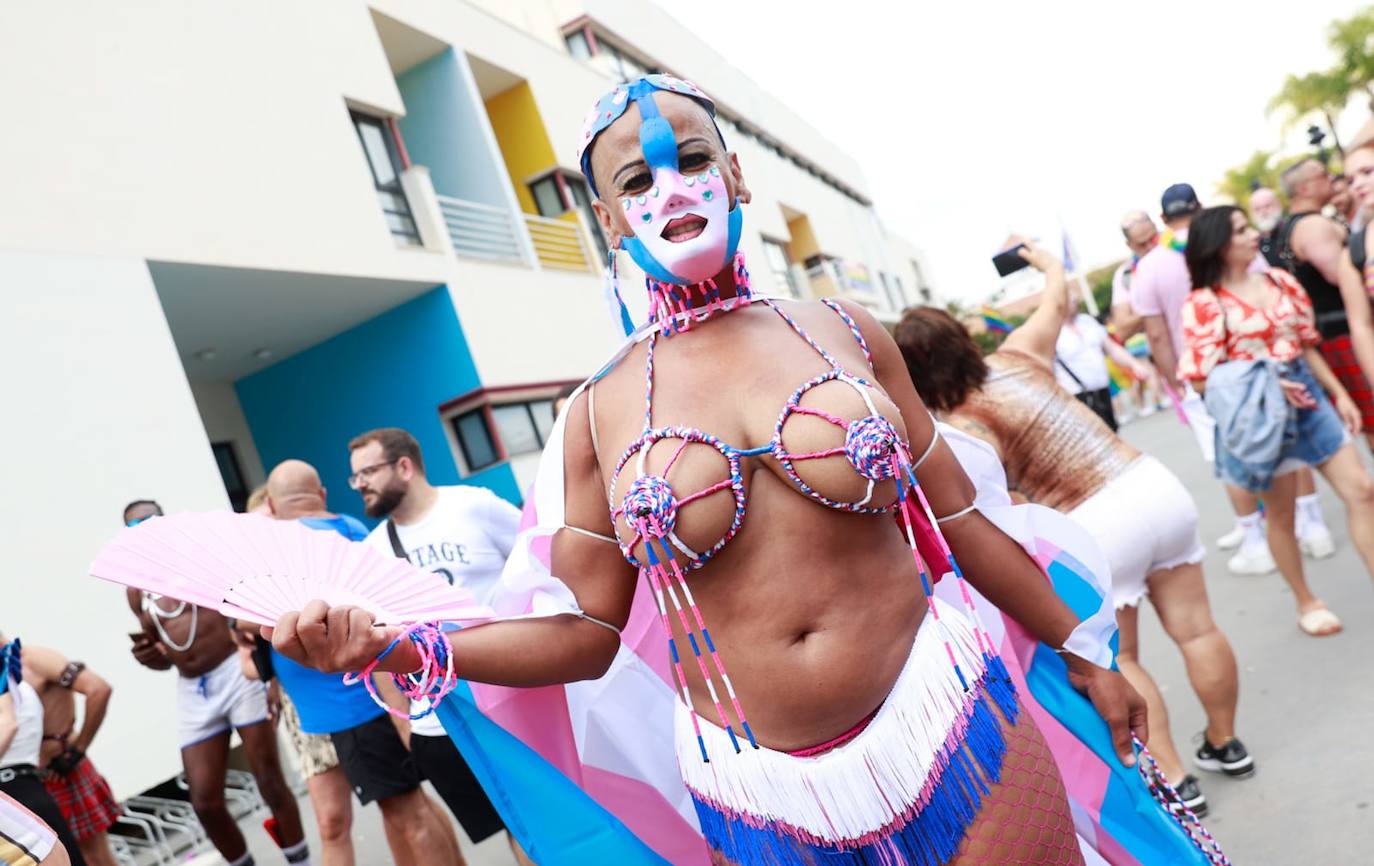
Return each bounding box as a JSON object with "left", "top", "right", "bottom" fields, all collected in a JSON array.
[
  {"left": 397, "top": 49, "right": 509, "bottom": 207},
  {"left": 236, "top": 286, "right": 520, "bottom": 524}
]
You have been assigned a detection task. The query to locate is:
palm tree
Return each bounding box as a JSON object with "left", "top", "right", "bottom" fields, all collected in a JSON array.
[
  {"left": 1328, "top": 8, "right": 1374, "bottom": 111},
  {"left": 1216, "top": 151, "right": 1276, "bottom": 208},
  {"left": 1268, "top": 70, "right": 1351, "bottom": 156}
]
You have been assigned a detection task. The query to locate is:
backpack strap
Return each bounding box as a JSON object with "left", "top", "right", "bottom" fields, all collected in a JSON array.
[
  {"left": 1276, "top": 212, "right": 1316, "bottom": 270},
  {"left": 1351, "top": 225, "right": 1368, "bottom": 275},
  {"left": 385, "top": 519, "right": 407, "bottom": 560}
]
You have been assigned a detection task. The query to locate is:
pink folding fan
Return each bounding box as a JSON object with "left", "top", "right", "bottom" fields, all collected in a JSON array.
[{"left": 90, "top": 511, "right": 495, "bottom": 627}]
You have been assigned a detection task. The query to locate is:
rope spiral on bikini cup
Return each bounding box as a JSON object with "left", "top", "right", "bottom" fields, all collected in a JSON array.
[{"left": 604, "top": 293, "right": 1014, "bottom": 764}]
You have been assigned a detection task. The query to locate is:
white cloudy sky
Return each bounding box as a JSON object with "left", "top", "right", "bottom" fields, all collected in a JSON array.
[{"left": 654, "top": 0, "right": 1371, "bottom": 302}]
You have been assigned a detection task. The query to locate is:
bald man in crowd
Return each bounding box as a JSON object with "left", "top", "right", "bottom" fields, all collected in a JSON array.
[
  {"left": 259, "top": 460, "right": 464, "bottom": 866},
  {"left": 1109, "top": 210, "right": 1160, "bottom": 339}
]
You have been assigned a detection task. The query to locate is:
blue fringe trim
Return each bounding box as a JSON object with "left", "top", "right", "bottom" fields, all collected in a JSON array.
[{"left": 690, "top": 676, "right": 1017, "bottom": 866}]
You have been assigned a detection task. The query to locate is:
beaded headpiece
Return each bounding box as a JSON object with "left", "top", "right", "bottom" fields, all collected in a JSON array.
[{"left": 578, "top": 75, "right": 746, "bottom": 332}]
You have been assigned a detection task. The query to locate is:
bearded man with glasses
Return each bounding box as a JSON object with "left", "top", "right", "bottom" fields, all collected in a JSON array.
[{"left": 345, "top": 428, "right": 531, "bottom": 865}]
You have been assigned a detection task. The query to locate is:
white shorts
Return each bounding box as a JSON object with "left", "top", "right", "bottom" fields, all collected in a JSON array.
[
  {"left": 1181, "top": 390, "right": 1216, "bottom": 464},
  {"left": 0, "top": 791, "right": 57, "bottom": 866},
  {"left": 177, "top": 652, "right": 269, "bottom": 748},
  {"left": 1068, "top": 456, "right": 1206, "bottom": 609}
]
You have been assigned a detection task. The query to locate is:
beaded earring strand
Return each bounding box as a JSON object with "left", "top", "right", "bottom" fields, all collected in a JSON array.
[{"left": 345, "top": 621, "right": 458, "bottom": 720}]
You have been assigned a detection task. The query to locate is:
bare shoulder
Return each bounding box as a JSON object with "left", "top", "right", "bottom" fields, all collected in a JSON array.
[
  {"left": 946, "top": 412, "right": 1002, "bottom": 452},
  {"left": 21, "top": 645, "right": 67, "bottom": 683},
  {"left": 1293, "top": 212, "right": 1345, "bottom": 242}
]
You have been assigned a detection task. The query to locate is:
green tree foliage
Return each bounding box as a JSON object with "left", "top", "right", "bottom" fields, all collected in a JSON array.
[
  {"left": 1217, "top": 151, "right": 1277, "bottom": 208},
  {"left": 1268, "top": 70, "right": 1351, "bottom": 155},
  {"left": 1086, "top": 261, "right": 1122, "bottom": 315},
  {"left": 1328, "top": 8, "right": 1374, "bottom": 110},
  {"left": 1216, "top": 152, "right": 1324, "bottom": 209},
  {"left": 1230, "top": 6, "right": 1374, "bottom": 200}
]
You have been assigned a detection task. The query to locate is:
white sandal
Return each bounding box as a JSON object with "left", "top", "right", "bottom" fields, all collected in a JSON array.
[{"left": 1298, "top": 605, "right": 1343, "bottom": 637}]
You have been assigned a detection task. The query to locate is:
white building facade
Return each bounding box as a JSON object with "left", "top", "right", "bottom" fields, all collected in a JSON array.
[{"left": 0, "top": 0, "right": 935, "bottom": 796}]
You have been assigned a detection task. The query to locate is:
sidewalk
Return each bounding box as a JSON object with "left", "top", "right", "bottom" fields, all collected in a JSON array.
[{"left": 1119, "top": 409, "right": 1374, "bottom": 863}]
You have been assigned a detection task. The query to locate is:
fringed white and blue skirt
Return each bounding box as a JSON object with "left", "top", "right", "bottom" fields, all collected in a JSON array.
[{"left": 674, "top": 606, "right": 1018, "bottom": 866}]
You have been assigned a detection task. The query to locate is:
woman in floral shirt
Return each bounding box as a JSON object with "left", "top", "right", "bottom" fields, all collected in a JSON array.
[{"left": 1181, "top": 205, "right": 1374, "bottom": 636}]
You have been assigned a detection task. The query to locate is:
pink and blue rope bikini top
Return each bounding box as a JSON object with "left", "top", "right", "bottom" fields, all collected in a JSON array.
[
  {"left": 607, "top": 296, "right": 896, "bottom": 573},
  {"left": 601, "top": 293, "right": 1012, "bottom": 763}
]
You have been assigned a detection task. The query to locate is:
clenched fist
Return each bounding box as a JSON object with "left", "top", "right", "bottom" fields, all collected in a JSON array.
[{"left": 263, "top": 600, "right": 406, "bottom": 673}]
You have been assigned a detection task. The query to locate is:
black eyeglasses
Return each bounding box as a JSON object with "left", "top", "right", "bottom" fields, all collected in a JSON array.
[{"left": 348, "top": 460, "right": 398, "bottom": 490}]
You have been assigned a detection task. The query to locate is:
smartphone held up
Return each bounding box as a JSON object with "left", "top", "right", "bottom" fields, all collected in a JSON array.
[{"left": 991, "top": 243, "right": 1031, "bottom": 277}]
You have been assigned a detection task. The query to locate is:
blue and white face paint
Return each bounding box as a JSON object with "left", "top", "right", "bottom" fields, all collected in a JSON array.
[{"left": 578, "top": 76, "right": 742, "bottom": 286}]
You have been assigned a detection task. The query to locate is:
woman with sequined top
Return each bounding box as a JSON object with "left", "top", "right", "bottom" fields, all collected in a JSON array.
[
  {"left": 895, "top": 246, "right": 1252, "bottom": 816},
  {"left": 268, "top": 76, "right": 1144, "bottom": 866}
]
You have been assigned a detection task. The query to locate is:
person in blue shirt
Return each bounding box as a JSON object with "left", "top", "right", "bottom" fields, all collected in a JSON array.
[{"left": 239, "top": 461, "right": 461, "bottom": 866}]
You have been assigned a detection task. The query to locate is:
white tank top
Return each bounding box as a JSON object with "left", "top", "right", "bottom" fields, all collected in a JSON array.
[{"left": 1, "top": 681, "right": 44, "bottom": 767}]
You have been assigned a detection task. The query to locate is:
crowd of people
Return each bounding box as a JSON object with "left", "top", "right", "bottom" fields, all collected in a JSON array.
[
  {"left": 8, "top": 75, "right": 1374, "bottom": 866},
  {"left": 3, "top": 429, "right": 538, "bottom": 866}
]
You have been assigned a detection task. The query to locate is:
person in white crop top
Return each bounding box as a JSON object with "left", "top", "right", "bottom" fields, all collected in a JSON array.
[{"left": 0, "top": 640, "right": 83, "bottom": 866}]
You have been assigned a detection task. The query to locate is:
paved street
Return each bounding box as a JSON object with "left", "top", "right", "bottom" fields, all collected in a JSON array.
[
  {"left": 226, "top": 410, "right": 1372, "bottom": 866},
  {"left": 1117, "top": 408, "right": 1374, "bottom": 864}
]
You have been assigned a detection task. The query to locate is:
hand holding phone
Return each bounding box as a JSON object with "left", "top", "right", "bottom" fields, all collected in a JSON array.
[{"left": 992, "top": 244, "right": 1031, "bottom": 277}]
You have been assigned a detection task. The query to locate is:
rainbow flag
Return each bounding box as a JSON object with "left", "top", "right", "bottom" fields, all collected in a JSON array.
[
  {"left": 981, "top": 306, "right": 1014, "bottom": 333},
  {"left": 1105, "top": 356, "right": 1134, "bottom": 396}
]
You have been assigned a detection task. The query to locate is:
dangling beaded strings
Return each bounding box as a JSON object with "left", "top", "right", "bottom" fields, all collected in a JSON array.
[
  {"left": 646, "top": 252, "right": 753, "bottom": 336},
  {"left": 605, "top": 248, "right": 637, "bottom": 337},
  {"left": 900, "top": 458, "right": 1008, "bottom": 673}
]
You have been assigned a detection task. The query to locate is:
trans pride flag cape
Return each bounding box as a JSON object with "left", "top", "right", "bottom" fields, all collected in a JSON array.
[{"left": 432, "top": 324, "right": 1211, "bottom": 865}]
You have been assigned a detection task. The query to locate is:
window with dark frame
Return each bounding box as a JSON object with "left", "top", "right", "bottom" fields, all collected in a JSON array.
[
  {"left": 211, "top": 441, "right": 249, "bottom": 513},
  {"left": 565, "top": 30, "right": 592, "bottom": 60},
  {"left": 350, "top": 111, "right": 421, "bottom": 245},
  {"left": 527, "top": 171, "right": 610, "bottom": 261},
  {"left": 452, "top": 408, "right": 500, "bottom": 473},
  {"left": 450, "top": 398, "right": 558, "bottom": 475}
]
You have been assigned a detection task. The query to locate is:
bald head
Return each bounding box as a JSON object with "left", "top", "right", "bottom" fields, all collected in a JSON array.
[
  {"left": 266, "top": 459, "right": 326, "bottom": 519},
  {"left": 1120, "top": 211, "right": 1158, "bottom": 258}
]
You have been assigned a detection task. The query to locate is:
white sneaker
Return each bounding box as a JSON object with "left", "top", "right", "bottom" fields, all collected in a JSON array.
[
  {"left": 1227, "top": 544, "right": 1277, "bottom": 575},
  {"left": 1139, "top": 405, "right": 1158, "bottom": 418},
  {"left": 1216, "top": 524, "right": 1248, "bottom": 551},
  {"left": 1300, "top": 524, "right": 1336, "bottom": 559}
]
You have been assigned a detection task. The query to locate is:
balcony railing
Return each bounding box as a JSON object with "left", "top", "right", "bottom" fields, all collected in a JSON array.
[
  {"left": 523, "top": 213, "right": 598, "bottom": 273},
  {"left": 436, "top": 195, "right": 529, "bottom": 265}
]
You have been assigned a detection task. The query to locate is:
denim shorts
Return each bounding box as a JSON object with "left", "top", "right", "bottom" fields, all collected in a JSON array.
[{"left": 1214, "top": 357, "right": 1348, "bottom": 492}]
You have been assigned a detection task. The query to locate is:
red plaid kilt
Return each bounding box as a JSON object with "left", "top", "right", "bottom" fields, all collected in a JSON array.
[
  {"left": 42, "top": 756, "right": 121, "bottom": 841},
  {"left": 1320, "top": 335, "right": 1374, "bottom": 432}
]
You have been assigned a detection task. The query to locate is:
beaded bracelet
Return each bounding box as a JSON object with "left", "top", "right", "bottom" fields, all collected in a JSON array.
[{"left": 343, "top": 622, "right": 457, "bottom": 721}]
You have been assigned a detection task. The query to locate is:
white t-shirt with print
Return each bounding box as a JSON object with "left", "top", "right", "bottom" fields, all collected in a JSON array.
[
  {"left": 1054, "top": 314, "right": 1112, "bottom": 394},
  {"left": 365, "top": 484, "right": 520, "bottom": 734}
]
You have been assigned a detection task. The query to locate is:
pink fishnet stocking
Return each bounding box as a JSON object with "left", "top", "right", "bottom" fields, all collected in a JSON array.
[{"left": 949, "top": 705, "right": 1085, "bottom": 866}]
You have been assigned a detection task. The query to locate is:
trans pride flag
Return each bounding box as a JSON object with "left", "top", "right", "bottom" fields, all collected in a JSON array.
[{"left": 432, "top": 328, "right": 1214, "bottom": 865}]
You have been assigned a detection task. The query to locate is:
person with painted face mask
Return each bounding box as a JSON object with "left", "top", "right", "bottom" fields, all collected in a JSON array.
[{"left": 268, "top": 76, "right": 1156, "bottom": 866}]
